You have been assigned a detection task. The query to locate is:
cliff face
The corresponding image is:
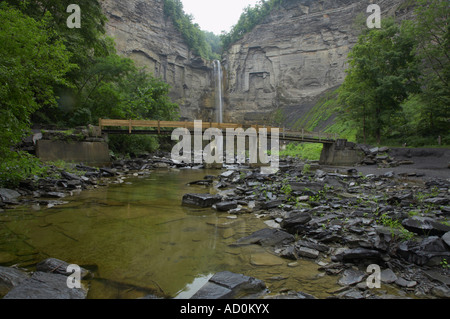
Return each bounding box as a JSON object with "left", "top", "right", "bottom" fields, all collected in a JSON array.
[
  {"left": 222, "top": 0, "right": 412, "bottom": 126},
  {"left": 101, "top": 0, "right": 216, "bottom": 121},
  {"left": 101, "top": 0, "right": 412, "bottom": 126}
]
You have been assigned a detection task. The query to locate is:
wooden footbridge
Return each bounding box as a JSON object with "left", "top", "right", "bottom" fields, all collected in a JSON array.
[{"left": 98, "top": 119, "right": 338, "bottom": 144}]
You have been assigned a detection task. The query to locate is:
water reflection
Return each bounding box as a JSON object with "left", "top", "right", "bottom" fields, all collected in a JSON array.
[{"left": 0, "top": 169, "right": 339, "bottom": 299}]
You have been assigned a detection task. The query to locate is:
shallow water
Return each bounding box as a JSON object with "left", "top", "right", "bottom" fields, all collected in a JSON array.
[{"left": 0, "top": 169, "right": 340, "bottom": 299}]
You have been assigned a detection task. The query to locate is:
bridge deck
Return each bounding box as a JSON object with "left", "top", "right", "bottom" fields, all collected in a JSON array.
[{"left": 99, "top": 119, "right": 338, "bottom": 144}]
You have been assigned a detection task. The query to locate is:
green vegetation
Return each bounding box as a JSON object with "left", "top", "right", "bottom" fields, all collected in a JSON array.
[
  {"left": 336, "top": 1, "right": 449, "bottom": 146},
  {"left": 378, "top": 213, "right": 415, "bottom": 241},
  {"left": 163, "top": 0, "right": 221, "bottom": 60},
  {"left": 221, "top": 0, "right": 284, "bottom": 50},
  {"left": 280, "top": 143, "right": 323, "bottom": 161},
  {"left": 0, "top": 1, "right": 179, "bottom": 186}
]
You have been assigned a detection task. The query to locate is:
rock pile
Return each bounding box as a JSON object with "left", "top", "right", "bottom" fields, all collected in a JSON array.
[{"left": 183, "top": 158, "right": 450, "bottom": 299}]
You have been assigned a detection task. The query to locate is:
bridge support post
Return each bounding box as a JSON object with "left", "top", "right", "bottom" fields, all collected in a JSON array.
[{"left": 319, "top": 139, "right": 365, "bottom": 166}]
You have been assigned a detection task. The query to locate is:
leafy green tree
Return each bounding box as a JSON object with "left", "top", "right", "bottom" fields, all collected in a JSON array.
[
  {"left": 338, "top": 19, "right": 420, "bottom": 144},
  {"left": 163, "top": 0, "right": 216, "bottom": 59},
  {"left": 0, "top": 3, "right": 74, "bottom": 157},
  {"left": 221, "top": 0, "right": 283, "bottom": 50},
  {"left": 407, "top": 0, "right": 449, "bottom": 139}
]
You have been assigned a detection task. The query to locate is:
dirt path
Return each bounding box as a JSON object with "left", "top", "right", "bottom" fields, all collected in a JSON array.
[{"left": 328, "top": 147, "right": 450, "bottom": 181}]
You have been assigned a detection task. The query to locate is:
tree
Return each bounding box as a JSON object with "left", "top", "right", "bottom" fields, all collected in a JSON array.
[
  {"left": 0, "top": 3, "right": 74, "bottom": 158},
  {"left": 408, "top": 0, "right": 449, "bottom": 138},
  {"left": 338, "top": 19, "right": 420, "bottom": 144}
]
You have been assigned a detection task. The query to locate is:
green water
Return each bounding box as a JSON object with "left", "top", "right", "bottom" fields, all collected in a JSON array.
[{"left": 0, "top": 169, "right": 339, "bottom": 299}]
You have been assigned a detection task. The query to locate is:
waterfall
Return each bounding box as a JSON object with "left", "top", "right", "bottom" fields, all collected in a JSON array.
[{"left": 213, "top": 60, "right": 223, "bottom": 123}]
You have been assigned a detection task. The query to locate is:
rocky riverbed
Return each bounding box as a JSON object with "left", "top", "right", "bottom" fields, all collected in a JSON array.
[{"left": 1, "top": 149, "right": 449, "bottom": 299}]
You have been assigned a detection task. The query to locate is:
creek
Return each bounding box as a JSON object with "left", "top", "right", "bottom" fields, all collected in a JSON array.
[{"left": 0, "top": 168, "right": 339, "bottom": 299}]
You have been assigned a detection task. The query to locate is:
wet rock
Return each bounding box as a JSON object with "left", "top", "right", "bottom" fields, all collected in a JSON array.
[
  {"left": 0, "top": 266, "right": 29, "bottom": 297},
  {"left": 215, "top": 201, "right": 238, "bottom": 212},
  {"left": 280, "top": 211, "right": 312, "bottom": 235},
  {"left": 297, "top": 246, "right": 320, "bottom": 259},
  {"left": 397, "top": 236, "right": 450, "bottom": 266},
  {"left": 275, "top": 246, "right": 297, "bottom": 260},
  {"left": 262, "top": 199, "right": 284, "bottom": 210},
  {"left": 402, "top": 217, "right": 450, "bottom": 237},
  {"left": 395, "top": 277, "right": 417, "bottom": 288},
  {"left": 375, "top": 226, "right": 404, "bottom": 252},
  {"left": 443, "top": 231, "right": 450, "bottom": 248},
  {"left": 336, "top": 288, "right": 365, "bottom": 299},
  {"left": 3, "top": 271, "right": 87, "bottom": 299},
  {"left": 338, "top": 269, "right": 367, "bottom": 286},
  {"left": 431, "top": 285, "right": 450, "bottom": 299},
  {"left": 0, "top": 188, "right": 21, "bottom": 203},
  {"left": 61, "top": 171, "right": 81, "bottom": 181},
  {"left": 36, "top": 258, "right": 91, "bottom": 279},
  {"left": 100, "top": 167, "right": 116, "bottom": 177},
  {"left": 381, "top": 269, "right": 398, "bottom": 284},
  {"left": 232, "top": 228, "right": 294, "bottom": 247},
  {"left": 182, "top": 193, "right": 222, "bottom": 208},
  {"left": 296, "top": 239, "right": 330, "bottom": 253},
  {"left": 191, "top": 271, "right": 266, "bottom": 299},
  {"left": 332, "top": 248, "right": 383, "bottom": 263}
]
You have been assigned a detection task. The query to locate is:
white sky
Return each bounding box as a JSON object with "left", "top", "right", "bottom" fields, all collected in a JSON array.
[{"left": 181, "top": 0, "right": 260, "bottom": 35}]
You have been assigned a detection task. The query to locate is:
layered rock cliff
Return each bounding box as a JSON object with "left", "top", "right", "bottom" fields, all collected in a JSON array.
[
  {"left": 101, "top": 0, "right": 413, "bottom": 126},
  {"left": 222, "top": 0, "right": 413, "bottom": 126},
  {"left": 101, "top": 0, "right": 216, "bottom": 121}
]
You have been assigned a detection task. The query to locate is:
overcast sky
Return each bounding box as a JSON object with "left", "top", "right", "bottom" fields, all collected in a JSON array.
[{"left": 181, "top": 0, "right": 260, "bottom": 34}]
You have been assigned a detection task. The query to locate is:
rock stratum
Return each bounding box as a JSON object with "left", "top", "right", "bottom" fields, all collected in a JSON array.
[
  {"left": 222, "top": 0, "right": 413, "bottom": 125},
  {"left": 101, "top": 0, "right": 413, "bottom": 125},
  {"left": 101, "top": 0, "right": 216, "bottom": 121}
]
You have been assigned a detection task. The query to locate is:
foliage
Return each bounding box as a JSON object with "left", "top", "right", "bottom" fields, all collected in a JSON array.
[
  {"left": 338, "top": 19, "right": 420, "bottom": 145},
  {"left": 221, "top": 0, "right": 284, "bottom": 50},
  {"left": 0, "top": 152, "right": 49, "bottom": 188},
  {"left": 379, "top": 213, "right": 415, "bottom": 241},
  {"left": 108, "top": 135, "right": 160, "bottom": 158},
  {"left": 0, "top": 3, "right": 74, "bottom": 159},
  {"left": 280, "top": 143, "right": 323, "bottom": 161},
  {"left": 163, "top": 0, "right": 219, "bottom": 60},
  {"left": 404, "top": 0, "right": 449, "bottom": 140}
]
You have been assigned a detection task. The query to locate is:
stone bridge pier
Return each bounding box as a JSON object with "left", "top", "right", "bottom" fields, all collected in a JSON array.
[{"left": 319, "top": 139, "right": 364, "bottom": 166}]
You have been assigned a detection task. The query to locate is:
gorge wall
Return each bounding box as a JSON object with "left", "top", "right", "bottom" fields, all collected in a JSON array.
[
  {"left": 101, "top": 0, "right": 413, "bottom": 127},
  {"left": 222, "top": 0, "right": 413, "bottom": 126},
  {"left": 101, "top": 0, "right": 217, "bottom": 121}
]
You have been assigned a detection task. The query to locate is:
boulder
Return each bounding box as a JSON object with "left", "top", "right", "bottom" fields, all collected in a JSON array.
[
  {"left": 61, "top": 171, "right": 81, "bottom": 181},
  {"left": 297, "top": 246, "right": 320, "bottom": 259},
  {"left": 182, "top": 193, "right": 222, "bottom": 208},
  {"left": 397, "top": 237, "right": 450, "bottom": 266},
  {"left": 215, "top": 201, "right": 238, "bottom": 212},
  {"left": 0, "top": 267, "right": 29, "bottom": 297},
  {"left": 36, "top": 258, "right": 91, "bottom": 279},
  {"left": 402, "top": 217, "right": 450, "bottom": 237},
  {"left": 381, "top": 269, "right": 398, "bottom": 284},
  {"left": 280, "top": 211, "right": 312, "bottom": 235},
  {"left": 338, "top": 269, "right": 366, "bottom": 286},
  {"left": 3, "top": 271, "right": 87, "bottom": 299},
  {"left": 332, "top": 248, "right": 383, "bottom": 263},
  {"left": 0, "top": 188, "right": 21, "bottom": 202},
  {"left": 191, "top": 271, "right": 266, "bottom": 299}
]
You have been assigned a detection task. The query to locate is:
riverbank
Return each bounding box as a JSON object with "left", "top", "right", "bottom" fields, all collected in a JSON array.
[{"left": 0, "top": 148, "right": 449, "bottom": 299}]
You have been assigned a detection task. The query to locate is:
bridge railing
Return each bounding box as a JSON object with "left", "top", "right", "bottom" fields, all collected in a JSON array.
[{"left": 98, "top": 119, "right": 338, "bottom": 142}]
